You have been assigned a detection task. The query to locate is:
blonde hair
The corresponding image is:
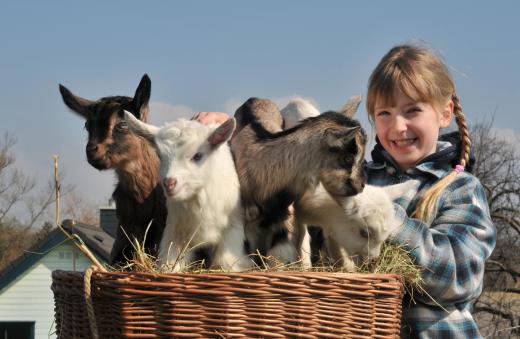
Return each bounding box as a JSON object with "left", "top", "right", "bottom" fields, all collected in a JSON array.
[{"left": 366, "top": 43, "right": 471, "bottom": 223}]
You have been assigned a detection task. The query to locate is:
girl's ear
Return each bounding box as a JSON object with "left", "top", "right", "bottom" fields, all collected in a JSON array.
[{"left": 439, "top": 99, "right": 454, "bottom": 128}]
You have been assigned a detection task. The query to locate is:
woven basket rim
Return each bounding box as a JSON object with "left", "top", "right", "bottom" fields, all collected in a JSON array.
[{"left": 52, "top": 269, "right": 404, "bottom": 279}]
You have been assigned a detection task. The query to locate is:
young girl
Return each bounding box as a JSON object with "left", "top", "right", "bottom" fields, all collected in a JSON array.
[
  {"left": 193, "top": 43, "right": 496, "bottom": 338},
  {"left": 365, "top": 43, "right": 495, "bottom": 338}
]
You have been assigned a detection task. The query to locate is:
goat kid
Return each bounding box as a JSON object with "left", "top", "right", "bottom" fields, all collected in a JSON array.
[
  {"left": 59, "top": 75, "right": 166, "bottom": 266},
  {"left": 124, "top": 112, "right": 252, "bottom": 272},
  {"left": 232, "top": 99, "right": 302, "bottom": 265},
  {"left": 297, "top": 180, "right": 419, "bottom": 271},
  {"left": 231, "top": 98, "right": 367, "bottom": 266},
  {"left": 279, "top": 96, "right": 364, "bottom": 266}
]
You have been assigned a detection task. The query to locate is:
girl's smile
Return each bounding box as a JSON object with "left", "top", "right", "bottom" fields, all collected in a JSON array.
[{"left": 391, "top": 137, "right": 417, "bottom": 147}]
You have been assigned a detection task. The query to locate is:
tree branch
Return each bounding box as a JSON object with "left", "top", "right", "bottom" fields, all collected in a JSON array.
[
  {"left": 474, "top": 305, "right": 517, "bottom": 324},
  {"left": 486, "top": 260, "right": 520, "bottom": 279}
]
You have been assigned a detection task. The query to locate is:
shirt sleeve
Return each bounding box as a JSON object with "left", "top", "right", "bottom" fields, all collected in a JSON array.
[{"left": 389, "top": 174, "right": 496, "bottom": 306}]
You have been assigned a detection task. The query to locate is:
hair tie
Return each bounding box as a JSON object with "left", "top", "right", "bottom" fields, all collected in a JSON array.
[{"left": 454, "top": 164, "right": 465, "bottom": 173}]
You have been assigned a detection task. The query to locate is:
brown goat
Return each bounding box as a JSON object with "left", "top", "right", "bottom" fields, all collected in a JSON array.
[
  {"left": 231, "top": 98, "right": 367, "bottom": 265},
  {"left": 59, "top": 75, "right": 166, "bottom": 266}
]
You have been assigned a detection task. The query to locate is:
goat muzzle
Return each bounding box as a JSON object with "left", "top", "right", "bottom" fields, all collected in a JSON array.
[
  {"left": 163, "top": 178, "right": 177, "bottom": 194},
  {"left": 86, "top": 141, "right": 98, "bottom": 152}
]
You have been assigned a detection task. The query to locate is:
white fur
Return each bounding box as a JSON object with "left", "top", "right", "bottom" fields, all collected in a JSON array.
[
  {"left": 296, "top": 180, "right": 419, "bottom": 270},
  {"left": 281, "top": 97, "right": 320, "bottom": 129},
  {"left": 124, "top": 111, "right": 252, "bottom": 272}
]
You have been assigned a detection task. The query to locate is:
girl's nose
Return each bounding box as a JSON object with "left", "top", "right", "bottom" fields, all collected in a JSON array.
[{"left": 392, "top": 115, "right": 408, "bottom": 132}]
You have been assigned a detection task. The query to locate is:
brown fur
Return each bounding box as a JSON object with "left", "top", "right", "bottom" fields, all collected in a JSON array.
[
  {"left": 59, "top": 75, "right": 166, "bottom": 266},
  {"left": 234, "top": 98, "right": 284, "bottom": 134},
  {"left": 234, "top": 113, "right": 365, "bottom": 203}
]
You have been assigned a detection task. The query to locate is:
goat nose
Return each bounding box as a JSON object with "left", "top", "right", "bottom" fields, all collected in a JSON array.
[
  {"left": 163, "top": 178, "right": 177, "bottom": 191},
  {"left": 86, "top": 142, "right": 98, "bottom": 152}
]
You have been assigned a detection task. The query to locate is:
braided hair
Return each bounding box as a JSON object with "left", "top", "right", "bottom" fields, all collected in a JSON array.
[{"left": 414, "top": 93, "right": 471, "bottom": 222}]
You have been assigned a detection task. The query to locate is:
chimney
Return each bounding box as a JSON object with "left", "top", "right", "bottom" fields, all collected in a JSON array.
[{"left": 99, "top": 199, "right": 117, "bottom": 237}]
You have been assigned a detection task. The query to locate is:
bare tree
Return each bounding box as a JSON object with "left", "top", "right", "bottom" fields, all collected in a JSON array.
[
  {"left": 0, "top": 131, "right": 95, "bottom": 270},
  {"left": 62, "top": 191, "right": 99, "bottom": 225},
  {"left": 471, "top": 120, "right": 520, "bottom": 338},
  {"left": 0, "top": 133, "right": 36, "bottom": 226}
]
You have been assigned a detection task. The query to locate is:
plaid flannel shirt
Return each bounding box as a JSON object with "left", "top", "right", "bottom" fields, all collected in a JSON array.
[{"left": 366, "top": 137, "right": 496, "bottom": 339}]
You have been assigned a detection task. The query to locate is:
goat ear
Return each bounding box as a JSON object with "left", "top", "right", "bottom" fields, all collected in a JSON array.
[
  {"left": 208, "top": 118, "right": 236, "bottom": 148},
  {"left": 338, "top": 95, "right": 362, "bottom": 118},
  {"left": 324, "top": 126, "right": 359, "bottom": 149},
  {"left": 132, "top": 74, "right": 151, "bottom": 122},
  {"left": 59, "top": 84, "right": 93, "bottom": 119},
  {"left": 123, "top": 110, "right": 158, "bottom": 143}
]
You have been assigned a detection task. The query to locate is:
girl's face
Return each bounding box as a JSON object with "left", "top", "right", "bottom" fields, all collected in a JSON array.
[{"left": 373, "top": 89, "right": 453, "bottom": 171}]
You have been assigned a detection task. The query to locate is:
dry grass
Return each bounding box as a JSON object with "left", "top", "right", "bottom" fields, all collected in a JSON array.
[
  {"left": 116, "top": 226, "right": 423, "bottom": 292},
  {"left": 361, "top": 242, "right": 423, "bottom": 288}
]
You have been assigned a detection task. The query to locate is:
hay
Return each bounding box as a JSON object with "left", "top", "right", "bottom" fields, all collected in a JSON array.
[
  {"left": 119, "top": 224, "right": 423, "bottom": 292},
  {"left": 361, "top": 242, "right": 424, "bottom": 291}
]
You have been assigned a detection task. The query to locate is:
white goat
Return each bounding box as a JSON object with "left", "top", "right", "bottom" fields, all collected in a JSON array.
[
  {"left": 297, "top": 181, "right": 418, "bottom": 271},
  {"left": 124, "top": 111, "right": 252, "bottom": 272}
]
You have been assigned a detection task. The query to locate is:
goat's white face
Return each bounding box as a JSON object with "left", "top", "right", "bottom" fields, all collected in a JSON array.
[
  {"left": 335, "top": 199, "right": 395, "bottom": 264},
  {"left": 123, "top": 111, "right": 236, "bottom": 201},
  {"left": 155, "top": 127, "right": 211, "bottom": 201},
  {"left": 335, "top": 181, "right": 419, "bottom": 264}
]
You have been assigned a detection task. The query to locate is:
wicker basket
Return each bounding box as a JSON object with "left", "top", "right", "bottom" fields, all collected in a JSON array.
[{"left": 51, "top": 269, "right": 404, "bottom": 338}]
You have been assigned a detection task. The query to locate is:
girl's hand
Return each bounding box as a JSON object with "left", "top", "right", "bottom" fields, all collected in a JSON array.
[{"left": 192, "top": 111, "right": 230, "bottom": 125}]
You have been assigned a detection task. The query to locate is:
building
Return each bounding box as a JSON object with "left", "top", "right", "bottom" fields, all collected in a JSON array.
[{"left": 0, "top": 218, "right": 114, "bottom": 339}]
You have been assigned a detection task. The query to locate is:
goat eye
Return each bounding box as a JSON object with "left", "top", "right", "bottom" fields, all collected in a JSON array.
[
  {"left": 191, "top": 153, "right": 203, "bottom": 162},
  {"left": 115, "top": 122, "right": 128, "bottom": 131},
  {"left": 359, "top": 228, "right": 370, "bottom": 239}
]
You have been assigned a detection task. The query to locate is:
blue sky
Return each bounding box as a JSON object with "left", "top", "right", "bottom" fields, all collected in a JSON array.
[{"left": 1, "top": 1, "right": 519, "bottom": 212}]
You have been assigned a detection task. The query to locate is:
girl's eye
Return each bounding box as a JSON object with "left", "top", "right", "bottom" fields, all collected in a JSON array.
[
  {"left": 192, "top": 153, "right": 203, "bottom": 162},
  {"left": 407, "top": 107, "right": 421, "bottom": 114},
  {"left": 376, "top": 110, "right": 390, "bottom": 117}
]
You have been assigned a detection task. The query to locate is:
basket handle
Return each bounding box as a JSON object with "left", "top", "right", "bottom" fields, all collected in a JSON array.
[{"left": 84, "top": 265, "right": 100, "bottom": 339}]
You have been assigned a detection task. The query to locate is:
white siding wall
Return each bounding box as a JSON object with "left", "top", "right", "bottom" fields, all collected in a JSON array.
[{"left": 0, "top": 241, "right": 95, "bottom": 339}]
